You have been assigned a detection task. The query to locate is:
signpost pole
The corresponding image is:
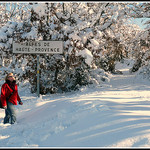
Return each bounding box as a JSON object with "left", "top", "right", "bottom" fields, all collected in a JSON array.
[{"left": 37, "top": 55, "right": 40, "bottom": 97}]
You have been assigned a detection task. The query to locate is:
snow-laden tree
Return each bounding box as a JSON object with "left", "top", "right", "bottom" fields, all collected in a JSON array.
[
  {"left": 126, "top": 3, "right": 150, "bottom": 73},
  {"left": 0, "top": 3, "right": 31, "bottom": 27},
  {"left": 22, "top": 2, "right": 119, "bottom": 93},
  {"left": 0, "top": 2, "right": 145, "bottom": 94}
]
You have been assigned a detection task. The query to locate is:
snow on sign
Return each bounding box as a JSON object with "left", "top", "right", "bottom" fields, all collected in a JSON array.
[{"left": 13, "top": 41, "right": 63, "bottom": 54}]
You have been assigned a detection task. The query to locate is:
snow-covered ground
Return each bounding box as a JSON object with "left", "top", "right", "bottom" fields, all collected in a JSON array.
[{"left": 1, "top": 59, "right": 150, "bottom": 148}]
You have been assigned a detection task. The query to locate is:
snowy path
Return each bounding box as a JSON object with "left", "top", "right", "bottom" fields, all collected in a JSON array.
[
  {"left": 1, "top": 63, "right": 150, "bottom": 147},
  {"left": 97, "top": 69, "right": 150, "bottom": 147}
]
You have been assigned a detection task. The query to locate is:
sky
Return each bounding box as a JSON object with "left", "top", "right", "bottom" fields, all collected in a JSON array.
[{"left": 132, "top": 18, "right": 150, "bottom": 30}]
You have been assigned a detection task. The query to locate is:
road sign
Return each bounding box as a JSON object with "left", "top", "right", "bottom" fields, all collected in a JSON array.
[{"left": 13, "top": 41, "right": 63, "bottom": 54}]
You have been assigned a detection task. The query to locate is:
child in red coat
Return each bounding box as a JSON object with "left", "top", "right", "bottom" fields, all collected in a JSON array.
[{"left": 1, "top": 73, "right": 23, "bottom": 124}]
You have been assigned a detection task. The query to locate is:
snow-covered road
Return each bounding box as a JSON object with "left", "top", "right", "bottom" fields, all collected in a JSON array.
[{"left": 1, "top": 61, "right": 150, "bottom": 148}]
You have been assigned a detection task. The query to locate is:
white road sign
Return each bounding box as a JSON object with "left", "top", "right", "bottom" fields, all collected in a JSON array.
[{"left": 13, "top": 41, "right": 63, "bottom": 54}]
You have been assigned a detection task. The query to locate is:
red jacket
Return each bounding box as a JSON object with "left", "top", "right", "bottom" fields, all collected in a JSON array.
[{"left": 1, "top": 81, "right": 21, "bottom": 107}]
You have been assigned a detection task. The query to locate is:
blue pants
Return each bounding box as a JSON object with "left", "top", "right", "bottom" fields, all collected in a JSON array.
[{"left": 4, "top": 101, "right": 16, "bottom": 124}]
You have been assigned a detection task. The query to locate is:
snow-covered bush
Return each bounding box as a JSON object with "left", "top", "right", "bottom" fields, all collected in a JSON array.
[
  {"left": 137, "top": 62, "right": 150, "bottom": 80},
  {"left": 135, "top": 50, "right": 150, "bottom": 80},
  {"left": 0, "top": 19, "right": 110, "bottom": 94}
]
